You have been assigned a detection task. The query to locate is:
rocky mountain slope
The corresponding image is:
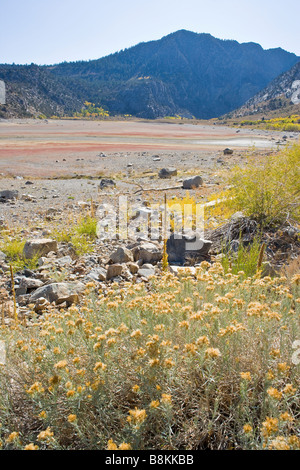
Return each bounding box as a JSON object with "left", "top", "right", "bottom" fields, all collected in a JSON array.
[
  {"left": 0, "top": 30, "right": 299, "bottom": 119},
  {"left": 0, "top": 64, "right": 83, "bottom": 118},
  {"left": 227, "top": 61, "right": 300, "bottom": 118}
]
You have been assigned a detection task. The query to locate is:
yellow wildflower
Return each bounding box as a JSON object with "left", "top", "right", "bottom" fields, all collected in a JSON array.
[
  {"left": 93, "top": 362, "right": 107, "bottom": 372},
  {"left": 24, "top": 443, "right": 39, "bottom": 450},
  {"left": 240, "top": 372, "right": 252, "bottom": 381},
  {"left": 161, "top": 393, "right": 172, "bottom": 405},
  {"left": 243, "top": 424, "right": 253, "bottom": 434},
  {"left": 150, "top": 400, "right": 160, "bottom": 409},
  {"left": 107, "top": 439, "right": 118, "bottom": 450},
  {"left": 130, "top": 329, "right": 143, "bottom": 338},
  {"left": 280, "top": 412, "right": 294, "bottom": 422},
  {"left": 205, "top": 347, "right": 221, "bottom": 359},
  {"left": 196, "top": 336, "right": 210, "bottom": 346},
  {"left": 267, "top": 387, "right": 282, "bottom": 400},
  {"left": 261, "top": 417, "right": 278, "bottom": 437},
  {"left": 282, "top": 384, "right": 297, "bottom": 396},
  {"left": 6, "top": 432, "right": 19, "bottom": 443},
  {"left": 67, "top": 414, "right": 77, "bottom": 423},
  {"left": 37, "top": 427, "right": 54, "bottom": 441},
  {"left": 288, "top": 436, "right": 300, "bottom": 449},
  {"left": 269, "top": 436, "right": 290, "bottom": 450},
  {"left": 127, "top": 408, "right": 147, "bottom": 426},
  {"left": 54, "top": 360, "right": 68, "bottom": 370},
  {"left": 119, "top": 442, "right": 132, "bottom": 450}
]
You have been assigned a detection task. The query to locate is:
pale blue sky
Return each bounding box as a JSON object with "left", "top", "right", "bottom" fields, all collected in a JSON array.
[{"left": 1, "top": 0, "right": 299, "bottom": 65}]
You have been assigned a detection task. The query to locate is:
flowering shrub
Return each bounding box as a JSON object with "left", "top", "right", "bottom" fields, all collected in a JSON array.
[
  {"left": 0, "top": 265, "right": 299, "bottom": 450},
  {"left": 228, "top": 143, "right": 300, "bottom": 226}
]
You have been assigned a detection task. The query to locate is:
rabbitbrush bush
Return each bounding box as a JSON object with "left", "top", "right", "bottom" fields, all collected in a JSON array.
[
  {"left": 0, "top": 264, "right": 299, "bottom": 450},
  {"left": 228, "top": 142, "right": 300, "bottom": 227}
]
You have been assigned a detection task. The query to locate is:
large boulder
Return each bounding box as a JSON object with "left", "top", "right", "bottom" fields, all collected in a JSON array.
[
  {"left": 29, "top": 281, "right": 85, "bottom": 305},
  {"left": 223, "top": 148, "right": 233, "bottom": 155},
  {"left": 99, "top": 178, "right": 116, "bottom": 189},
  {"left": 0, "top": 190, "right": 19, "bottom": 201},
  {"left": 131, "top": 242, "right": 162, "bottom": 264},
  {"left": 23, "top": 239, "right": 58, "bottom": 259},
  {"left": 182, "top": 176, "right": 203, "bottom": 189},
  {"left": 166, "top": 233, "right": 212, "bottom": 265},
  {"left": 158, "top": 168, "right": 177, "bottom": 179}
]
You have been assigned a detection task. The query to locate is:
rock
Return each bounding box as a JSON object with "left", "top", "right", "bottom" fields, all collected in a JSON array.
[
  {"left": 85, "top": 267, "right": 107, "bottom": 282},
  {"left": 0, "top": 190, "right": 19, "bottom": 201},
  {"left": 158, "top": 168, "right": 177, "bottom": 179},
  {"left": 37, "top": 257, "right": 47, "bottom": 266},
  {"left": 166, "top": 233, "right": 212, "bottom": 265},
  {"left": 127, "top": 261, "right": 139, "bottom": 274},
  {"left": 99, "top": 178, "right": 116, "bottom": 189},
  {"left": 46, "top": 207, "right": 59, "bottom": 216},
  {"left": 29, "top": 282, "right": 85, "bottom": 305},
  {"left": 42, "top": 229, "right": 52, "bottom": 237},
  {"left": 21, "top": 194, "right": 36, "bottom": 202},
  {"left": 131, "top": 242, "right": 162, "bottom": 264},
  {"left": 18, "top": 277, "right": 44, "bottom": 292},
  {"left": 138, "top": 266, "right": 156, "bottom": 278},
  {"left": 0, "top": 251, "right": 6, "bottom": 262},
  {"left": 182, "top": 176, "right": 203, "bottom": 189},
  {"left": 34, "top": 297, "right": 50, "bottom": 312},
  {"left": 106, "top": 264, "right": 123, "bottom": 280},
  {"left": 17, "top": 294, "right": 31, "bottom": 306},
  {"left": 109, "top": 247, "right": 134, "bottom": 264},
  {"left": 55, "top": 256, "right": 73, "bottom": 267},
  {"left": 223, "top": 148, "right": 233, "bottom": 155},
  {"left": 23, "top": 239, "right": 58, "bottom": 259}
]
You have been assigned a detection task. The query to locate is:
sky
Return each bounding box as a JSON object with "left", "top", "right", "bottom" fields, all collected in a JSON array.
[{"left": 1, "top": 0, "right": 300, "bottom": 65}]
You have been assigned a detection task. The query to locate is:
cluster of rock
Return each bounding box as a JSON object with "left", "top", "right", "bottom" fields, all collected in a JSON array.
[{"left": 0, "top": 229, "right": 214, "bottom": 315}]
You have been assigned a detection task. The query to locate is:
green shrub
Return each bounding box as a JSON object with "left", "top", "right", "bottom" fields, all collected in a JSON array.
[
  {"left": 221, "top": 236, "right": 263, "bottom": 277},
  {"left": 0, "top": 237, "right": 38, "bottom": 271},
  {"left": 228, "top": 143, "right": 300, "bottom": 227},
  {"left": 75, "top": 216, "right": 97, "bottom": 239}
]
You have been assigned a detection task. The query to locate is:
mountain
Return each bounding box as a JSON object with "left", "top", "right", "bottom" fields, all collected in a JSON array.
[
  {"left": 48, "top": 30, "right": 299, "bottom": 119},
  {"left": 1, "top": 30, "right": 299, "bottom": 119},
  {"left": 226, "top": 61, "right": 300, "bottom": 119},
  {"left": 0, "top": 64, "right": 83, "bottom": 118}
]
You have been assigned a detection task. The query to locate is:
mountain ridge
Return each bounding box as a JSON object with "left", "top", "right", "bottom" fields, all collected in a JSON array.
[{"left": 0, "top": 30, "right": 299, "bottom": 119}]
